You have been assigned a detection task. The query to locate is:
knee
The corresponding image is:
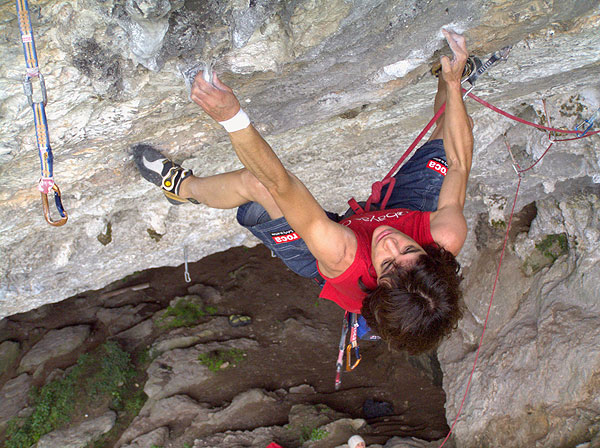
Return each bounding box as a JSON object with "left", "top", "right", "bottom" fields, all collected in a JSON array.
[{"left": 241, "top": 169, "right": 273, "bottom": 203}]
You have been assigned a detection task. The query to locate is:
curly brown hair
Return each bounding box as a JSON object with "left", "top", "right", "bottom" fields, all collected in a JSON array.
[{"left": 360, "top": 244, "right": 463, "bottom": 354}]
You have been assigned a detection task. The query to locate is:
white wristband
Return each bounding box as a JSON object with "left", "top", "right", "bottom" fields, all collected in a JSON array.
[{"left": 218, "top": 108, "right": 251, "bottom": 133}]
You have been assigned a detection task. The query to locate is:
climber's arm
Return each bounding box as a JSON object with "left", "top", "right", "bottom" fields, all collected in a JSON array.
[
  {"left": 191, "top": 73, "right": 356, "bottom": 277},
  {"left": 430, "top": 30, "right": 473, "bottom": 256}
]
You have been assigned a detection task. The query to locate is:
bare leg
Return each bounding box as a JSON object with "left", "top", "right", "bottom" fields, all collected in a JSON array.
[{"left": 178, "top": 168, "right": 284, "bottom": 219}]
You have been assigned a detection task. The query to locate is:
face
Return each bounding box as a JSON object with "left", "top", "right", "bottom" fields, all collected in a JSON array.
[{"left": 371, "top": 225, "right": 426, "bottom": 280}]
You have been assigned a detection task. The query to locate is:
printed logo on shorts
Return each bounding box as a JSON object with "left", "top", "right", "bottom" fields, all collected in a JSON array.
[
  {"left": 427, "top": 157, "right": 448, "bottom": 176},
  {"left": 271, "top": 229, "right": 300, "bottom": 244}
]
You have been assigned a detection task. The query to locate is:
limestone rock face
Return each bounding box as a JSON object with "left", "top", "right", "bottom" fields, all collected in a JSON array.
[
  {"left": 1, "top": 0, "right": 600, "bottom": 446},
  {"left": 2, "top": 0, "right": 599, "bottom": 319},
  {"left": 438, "top": 193, "right": 600, "bottom": 446}
]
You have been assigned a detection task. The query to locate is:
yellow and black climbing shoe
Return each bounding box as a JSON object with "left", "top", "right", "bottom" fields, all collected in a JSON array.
[
  {"left": 430, "top": 55, "right": 482, "bottom": 81},
  {"left": 228, "top": 314, "right": 252, "bottom": 328},
  {"left": 133, "top": 144, "right": 198, "bottom": 205}
]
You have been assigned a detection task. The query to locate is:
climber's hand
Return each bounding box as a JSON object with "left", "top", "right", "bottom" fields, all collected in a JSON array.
[
  {"left": 191, "top": 72, "right": 241, "bottom": 122},
  {"left": 440, "top": 29, "right": 468, "bottom": 86}
]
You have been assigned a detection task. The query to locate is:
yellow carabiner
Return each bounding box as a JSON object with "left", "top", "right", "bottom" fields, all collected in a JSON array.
[
  {"left": 345, "top": 343, "right": 361, "bottom": 371},
  {"left": 41, "top": 184, "right": 68, "bottom": 227}
]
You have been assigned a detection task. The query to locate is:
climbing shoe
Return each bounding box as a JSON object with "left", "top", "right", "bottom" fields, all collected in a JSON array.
[
  {"left": 132, "top": 143, "right": 197, "bottom": 205},
  {"left": 430, "top": 55, "right": 482, "bottom": 82}
]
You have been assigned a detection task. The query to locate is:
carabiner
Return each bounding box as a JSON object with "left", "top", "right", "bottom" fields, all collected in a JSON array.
[
  {"left": 41, "top": 183, "right": 68, "bottom": 227},
  {"left": 22, "top": 72, "right": 47, "bottom": 106},
  {"left": 345, "top": 342, "right": 361, "bottom": 371},
  {"left": 575, "top": 107, "right": 600, "bottom": 137},
  {"left": 345, "top": 313, "right": 361, "bottom": 371}
]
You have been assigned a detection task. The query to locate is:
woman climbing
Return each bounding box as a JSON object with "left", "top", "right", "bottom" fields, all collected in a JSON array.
[{"left": 134, "top": 29, "right": 473, "bottom": 354}]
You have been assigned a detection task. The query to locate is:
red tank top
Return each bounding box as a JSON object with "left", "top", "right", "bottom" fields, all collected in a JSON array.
[{"left": 317, "top": 209, "right": 435, "bottom": 313}]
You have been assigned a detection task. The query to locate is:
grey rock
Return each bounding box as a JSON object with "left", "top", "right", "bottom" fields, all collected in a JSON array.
[
  {"left": 187, "top": 389, "right": 289, "bottom": 438},
  {"left": 384, "top": 437, "right": 453, "bottom": 448},
  {"left": 186, "top": 284, "right": 223, "bottom": 305},
  {"left": 18, "top": 325, "right": 91, "bottom": 373},
  {"left": 191, "top": 426, "right": 284, "bottom": 448},
  {"left": 36, "top": 410, "right": 116, "bottom": 448},
  {"left": 0, "top": 340, "right": 20, "bottom": 376},
  {"left": 118, "top": 394, "right": 208, "bottom": 447},
  {"left": 150, "top": 316, "right": 251, "bottom": 357},
  {"left": 144, "top": 338, "right": 258, "bottom": 401},
  {"left": 289, "top": 384, "right": 316, "bottom": 394},
  {"left": 113, "top": 318, "right": 156, "bottom": 349},
  {"left": 96, "top": 303, "right": 149, "bottom": 335},
  {"left": 120, "top": 426, "right": 169, "bottom": 448},
  {"left": 0, "top": 373, "right": 32, "bottom": 429}
]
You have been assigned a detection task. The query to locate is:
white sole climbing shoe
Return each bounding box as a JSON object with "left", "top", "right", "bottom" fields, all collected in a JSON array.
[{"left": 132, "top": 144, "right": 197, "bottom": 205}]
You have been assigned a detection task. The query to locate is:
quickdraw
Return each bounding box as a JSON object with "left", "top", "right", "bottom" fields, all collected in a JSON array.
[
  {"left": 334, "top": 311, "right": 361, "bottom": 390},
  {"left": 16, "top": 0, "right": 67, "bottom": 226},
  {"left": 461, "top": 45, "right": 512, "bottom": 97}
]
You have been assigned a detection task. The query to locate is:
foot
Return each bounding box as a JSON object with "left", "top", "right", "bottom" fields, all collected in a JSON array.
[{"left": 132, "top": 144, "right": 197, "bottom": 205}]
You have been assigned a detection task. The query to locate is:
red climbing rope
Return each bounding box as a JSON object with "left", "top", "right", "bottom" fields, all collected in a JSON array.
[{"left": 466, "top": 92, "right": 600, "bottom": 137}]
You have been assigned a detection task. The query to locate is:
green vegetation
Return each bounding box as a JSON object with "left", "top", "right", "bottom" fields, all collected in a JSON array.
[
  {"left": 491, "top": 219, "right": 506, "bottom": 230},
  {"left": 535, "top": 233, "right": 568, "bottom": 262},
  {"left": 299, "top": 426, "right": 329, "bottom": 443},
  {"left": 522, "top": 233, "right": 570, "bottom": 276},
  {"left": 157, "top": 298, "right": 216, "bottom": 329},
  {"left": 198, "top": 348, "right": 245, "bottom": 372},
  {"left": 4, "top": 341, "right": 143, "bottom": 448}
]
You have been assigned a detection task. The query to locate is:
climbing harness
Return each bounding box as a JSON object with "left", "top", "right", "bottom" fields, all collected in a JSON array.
[{"left": 15, "top": 0, "right": 67, "bottom": 226}]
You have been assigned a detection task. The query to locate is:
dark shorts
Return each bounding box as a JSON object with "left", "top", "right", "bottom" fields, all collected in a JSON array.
[{"left": 236, "top": 139, "right": 447, "bottom": 280}]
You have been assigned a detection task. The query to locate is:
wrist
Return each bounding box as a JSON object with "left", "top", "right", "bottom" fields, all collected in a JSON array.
[
  {"left": 445, "top": 79, "right": 462, "bottom": 90},
  {"left": 218, "top": 108, "right": 251, "bottom": 133}
]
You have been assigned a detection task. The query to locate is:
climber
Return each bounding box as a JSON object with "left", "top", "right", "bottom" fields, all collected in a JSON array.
[{"left": 134, "top": 29, "right": 473, "bottom": 354}]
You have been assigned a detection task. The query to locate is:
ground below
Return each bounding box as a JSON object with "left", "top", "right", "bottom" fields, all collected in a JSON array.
[{"left": 0, "top": 244, "right": 448, "bottom": 447}]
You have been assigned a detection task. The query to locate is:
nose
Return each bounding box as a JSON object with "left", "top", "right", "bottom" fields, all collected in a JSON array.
[{"left": 382, "top": 237, "right": 401, "bottom": 257}]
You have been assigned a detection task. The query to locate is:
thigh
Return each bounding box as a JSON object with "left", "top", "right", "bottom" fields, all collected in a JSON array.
[
  {"left": 237, "top": 202, "right": 338, "bottom": 280},
  {"left": 375, "top": 139, "right": 447, "bottom": 212}
]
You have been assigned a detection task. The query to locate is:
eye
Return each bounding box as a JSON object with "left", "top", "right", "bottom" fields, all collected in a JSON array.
[
  {"left": 382, "top": 259, "right": 394, "bottom": 272},
  {"left": 403, "top": 245, "right": 418, "bottom": 255}
]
